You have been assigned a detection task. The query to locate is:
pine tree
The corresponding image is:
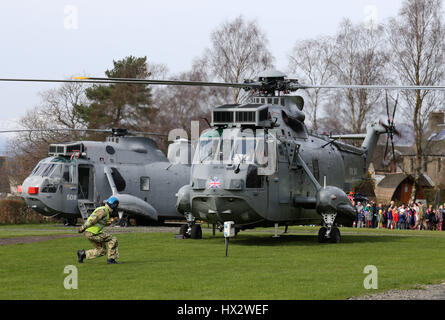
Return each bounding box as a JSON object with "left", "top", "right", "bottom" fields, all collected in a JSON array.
[{"left": 75, "top": 56, "right": 158, "bottom": 131}]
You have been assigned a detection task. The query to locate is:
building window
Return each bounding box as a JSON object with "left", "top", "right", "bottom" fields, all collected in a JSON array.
[
  {"left": 410, "top": 158, "right": 414, "bottom": 173},
  {"left": 438, "top": 158, "right": 442, "bottom": 173}
]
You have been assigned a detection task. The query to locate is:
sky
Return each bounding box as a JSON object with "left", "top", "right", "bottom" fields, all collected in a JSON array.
[{"left": 0, "top": 0, "right": 408, "bottom": 150}]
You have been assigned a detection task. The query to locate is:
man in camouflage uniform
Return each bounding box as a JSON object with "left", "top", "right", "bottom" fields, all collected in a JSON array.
[{"left": 77, "top": 196, "right": 120, "bottom": 264}]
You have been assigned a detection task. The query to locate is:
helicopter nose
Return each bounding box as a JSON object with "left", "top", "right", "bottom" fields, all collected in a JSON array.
[
  {"left": 192, "top": 194, "right": 260, "bottom": 225},
  {"left": 22, "top": 176, "right": 42, "bottom": 195}
]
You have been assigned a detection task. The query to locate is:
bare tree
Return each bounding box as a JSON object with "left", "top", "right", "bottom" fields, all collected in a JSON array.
[
  {"left": 288, "top": 36, "right": 335, "bottom": 131},
  {"left": 204, "top": 15, "right": 275, "bottom": 104},
  {"left": 329, "top": 19, "right": 389, "bottom": 134},
  {"left": 387, "top": 0, "right": 445, "bottom": 202},
  {"left": 153, "top": 58, "right": 229, "bottom": 152},
  {"left": 7, "top": 81, "right": 89, "bottom": 182}
]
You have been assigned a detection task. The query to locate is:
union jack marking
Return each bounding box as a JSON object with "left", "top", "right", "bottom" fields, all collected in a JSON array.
[{"left": 208, "top": 177, "right": 221, "bottom": 189}]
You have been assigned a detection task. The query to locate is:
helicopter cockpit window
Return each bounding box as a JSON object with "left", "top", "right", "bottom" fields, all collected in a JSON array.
[
  {"left": 30, "top": 157, "right": 74, "bottom": 179},
  {"left": 30, "top": 163, "right": 42, "bottom": 176},
  {"left": 47, "top": 164, "right": 62, "bottom": 178},
  {"left": 231, "top": 130, "right": 270, "bottom": 166},
  {"left": 194, "top": 129, "right": 272, "bottom": 166},
  {"left": 195, "top": 129, "right": 222, "bottom": 164},
  {"left": 32, "top": 163, "right": 59, "bottom": 177},
  {"left": 232, "top": 137, "right": 256, "bottom": 164}
]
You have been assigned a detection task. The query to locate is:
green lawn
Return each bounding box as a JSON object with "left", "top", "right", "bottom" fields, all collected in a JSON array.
[
  {"left": 0, "top": 224, "right": 75, "bottom": 238},
  {"left": 1, "top": 225, "right": 445, "bottom": 299}
]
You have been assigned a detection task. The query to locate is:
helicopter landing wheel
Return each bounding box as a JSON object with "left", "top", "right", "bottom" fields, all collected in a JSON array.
[
  {"left": 118, "top": 215, "right": 130, "bottom": 227},
  {"left": 179, "top": 224, "right": 190, "bottom": 238},
  {"left": 318, "top": 227, "right": 328, "bottom": 243},
  {"left": 190, "top": 224, "right": 202, "bottom": 239},
  {"left": 65, "top": 216, "right": 78, "bottom": 226},
  {"left": 329, "top": 227, "right": 341, "bottom": 243}
]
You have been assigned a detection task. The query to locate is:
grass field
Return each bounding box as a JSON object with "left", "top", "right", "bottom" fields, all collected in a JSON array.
[{"left": 1, "top": 224, "right": 445, "bottom": 300}]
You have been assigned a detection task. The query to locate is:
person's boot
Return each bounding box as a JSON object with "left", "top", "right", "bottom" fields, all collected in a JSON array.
[
  {"left": 77, "top": 249, "right": 86, "bottom": 263},
  {"left": 107, "top": 258, "right": 120, "bottom": 264}
]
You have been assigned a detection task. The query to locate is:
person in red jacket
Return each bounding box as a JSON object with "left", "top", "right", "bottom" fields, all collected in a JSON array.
[{"left": 392, "top": 207, "right": 399, "bottom": 230}]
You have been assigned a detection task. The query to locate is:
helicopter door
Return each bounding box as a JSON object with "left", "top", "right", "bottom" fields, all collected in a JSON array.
[
  {"left": 278, "top": 143, "right": 292, "bottom": 204},
  {"left": 62, "top": 163, "right": 78, "bottom": 214},
  {"left": 77, "top": 165, "right": 94, "bottom": 201}
]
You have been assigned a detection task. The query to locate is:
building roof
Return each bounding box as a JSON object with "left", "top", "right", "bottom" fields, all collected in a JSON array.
[
  {"left": 377, "top": 173, "right": 435, "bottom": 189},
  {"left": 428, "top": 128, "right": 445, "bottom": 141}
]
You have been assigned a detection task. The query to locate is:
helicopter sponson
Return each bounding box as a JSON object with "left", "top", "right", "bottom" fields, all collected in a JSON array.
[{"left": 315, "top": 186, "right": 356, "bottom": 227}]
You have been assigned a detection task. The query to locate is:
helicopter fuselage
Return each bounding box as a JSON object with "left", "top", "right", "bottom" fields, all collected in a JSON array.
[
  {"left": 21, "top": 136, "right": 191, "bottom": 223},
  {"left": 177, "top": 97, "right": 384, "bottom": 230}
]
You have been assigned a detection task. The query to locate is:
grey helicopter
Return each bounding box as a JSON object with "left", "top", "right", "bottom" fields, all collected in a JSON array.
[
  {"left": 1, "top": 72, "right": 444, "bottom": 242},
  {"left": 0, "top": 127, "right": 192, "bottom": 226}
]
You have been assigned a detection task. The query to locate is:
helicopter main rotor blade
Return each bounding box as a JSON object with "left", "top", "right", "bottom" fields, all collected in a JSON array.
[
  {"left": 0, "top": 77, "right": 255, "bottom": 89},
  {"left": 2, "top": 77, "right": 445, "bottom": 91},
  {"left": 0, "top": 129, "right": 107, "bottom": 133},
  {"left": 298, "top": 84, "right": 445, "bottom": 91},
  {"left": 74, "top": 77, "right": 252, "bottom": 89},
  {"left": 0, "top": 128, "right": 168, "bottom": 137}
]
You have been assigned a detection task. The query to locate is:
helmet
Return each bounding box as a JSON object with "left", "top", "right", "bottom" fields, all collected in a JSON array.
[{"left": 106, "top": 196, "right": 119, "bottom": 210}]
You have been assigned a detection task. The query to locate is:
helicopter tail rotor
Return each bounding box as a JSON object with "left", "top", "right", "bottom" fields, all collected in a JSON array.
[{"left": 380, "top": 91, "right": 401, "bottom": 163}]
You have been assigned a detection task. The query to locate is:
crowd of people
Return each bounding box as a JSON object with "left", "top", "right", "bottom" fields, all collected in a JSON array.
[{"left": 352, "top": 200, "right": 445, "bottom": 231}]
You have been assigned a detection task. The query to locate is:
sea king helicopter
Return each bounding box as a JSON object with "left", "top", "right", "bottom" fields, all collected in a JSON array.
[
  {"left": 0, "top": 127, "right": 192, "bottom": 226},
  {"left": 1, "top": 71, "right": 444, "bottom": 242}
]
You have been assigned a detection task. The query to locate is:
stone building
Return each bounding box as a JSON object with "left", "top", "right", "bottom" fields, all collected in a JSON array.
[{"left": 400, "top": 111, "right": 445, "bottom": 188}]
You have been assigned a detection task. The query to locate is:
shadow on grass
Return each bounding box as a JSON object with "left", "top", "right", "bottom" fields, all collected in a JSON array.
[{"left": 204, "top": 233, "right": 406, "bottom": 247}]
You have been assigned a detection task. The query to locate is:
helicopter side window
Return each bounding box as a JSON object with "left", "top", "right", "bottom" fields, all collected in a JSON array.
[
  {"left": 111, "top": 167, "right": 126, "bottom": 192},
  {"left": 62, "top": 165, "right": 75, "bottom": 183},
  {"left": 140, "top": 177, "right": 150, "bottom": 191}
]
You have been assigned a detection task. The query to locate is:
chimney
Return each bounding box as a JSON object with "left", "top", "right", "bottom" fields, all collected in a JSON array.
[{"left": 428, "top": 112, "right": 444, "bottom": 134}]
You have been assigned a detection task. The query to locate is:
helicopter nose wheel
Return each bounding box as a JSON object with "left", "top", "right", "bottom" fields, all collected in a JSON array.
[
  {"left": 178, "top": 213, "right": 202, "bottom": 239},
  {"left": 118, "top": 213, "right": 130, "bottom": 227},
  {"left": 318, "top": 213, "right": 340, "bottom": 243},
  {"left": 64, "top": 216, "right": 78, "bottom": 226}
]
